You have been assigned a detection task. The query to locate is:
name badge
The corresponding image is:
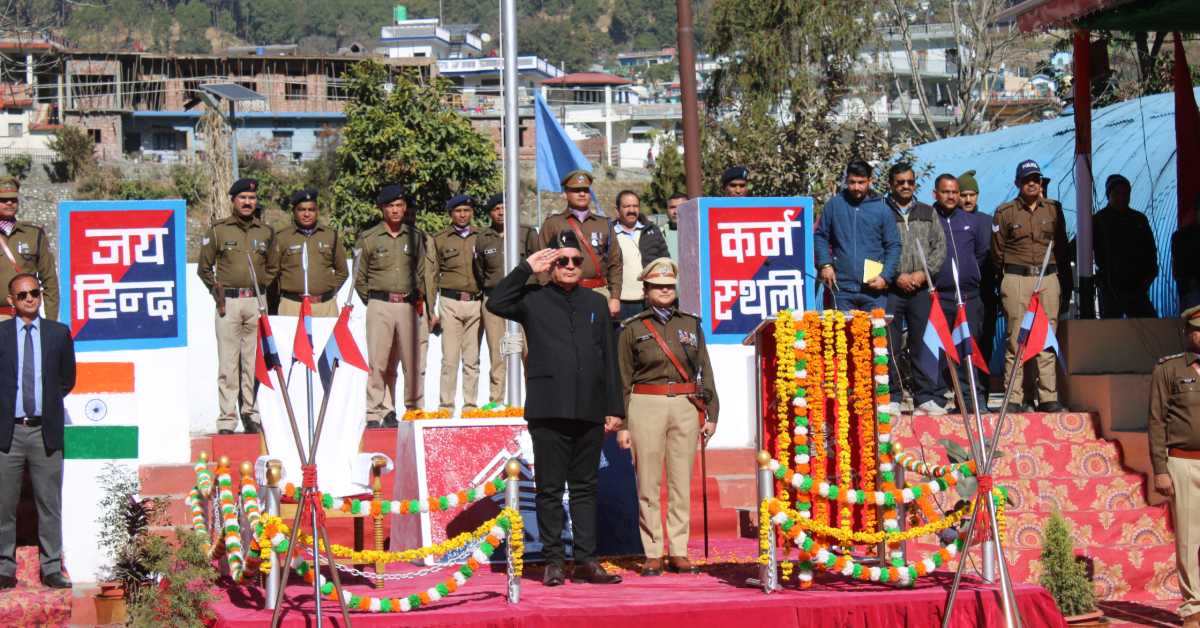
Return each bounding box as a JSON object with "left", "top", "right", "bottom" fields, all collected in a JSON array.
[
  {"left": 635, "top": 333, "right": 652, "bottom": 342},
  {"left": 287, "top": 244, "right": 302, "bottom": 252},
  {"left": 484, "top": 247, "right": 498, "bottom": 255}
]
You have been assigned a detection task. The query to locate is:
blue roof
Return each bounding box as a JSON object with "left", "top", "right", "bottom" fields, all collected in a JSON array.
[{"left": 910, "top": 88, "right": 1196, "bottom": 317}]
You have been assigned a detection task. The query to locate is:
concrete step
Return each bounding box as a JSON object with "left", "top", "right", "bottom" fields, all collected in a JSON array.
[
  {"left": 1003, "top": 508, "right": 1172, "bottom": 550},
  {"left": 138, "top": 463, "right": 199, "bottom": 495}
]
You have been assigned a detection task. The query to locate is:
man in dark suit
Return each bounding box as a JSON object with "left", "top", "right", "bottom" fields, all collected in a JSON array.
[
  {"left": 0, "top": 273, "right": 75, "bottom": 589},
  {"left": 486, "top": 231, "right": 624, "bottom": 587}
]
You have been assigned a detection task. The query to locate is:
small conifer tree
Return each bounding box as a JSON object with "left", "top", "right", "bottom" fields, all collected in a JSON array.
[{"left": 1038, "top": 511, "right": 1097, "bottom": 616}]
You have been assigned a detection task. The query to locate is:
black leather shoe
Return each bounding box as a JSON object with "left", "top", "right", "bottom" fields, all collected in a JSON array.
[
  {"left": 570, "top": 561, "right": 622, "bottom": 584},
  {"left": 542, "top": 562, "right": 565, "bottom": 587},
  {"left": 241, "top": 418, "right": 261, "bottom": 434},
  {"left": 41, "top": 573, "right": 71, "bottom": 589},
  {"left": 365, "top": 421, "right": 383, "bottom": 429},
  {"left": 1037, "top": 401, "right": 1066, "bottom": 413},
  {"left": 665, "top": 556, "right": 699, "bottom": 574},
  {"left": 0, "top": 575, "right": 16, "bottom": 589},
  {"left": 218, "top": 429, "right": 235, "bottom": 435},
  {"left": 1004, "top": 403, "right": 1026, "bottom": 414},
  {"left": 382, "top": 411, "right": 400, "bottom": 428},
  {"left": 640, "top": 558, "right": 662, "bottom": 577}
]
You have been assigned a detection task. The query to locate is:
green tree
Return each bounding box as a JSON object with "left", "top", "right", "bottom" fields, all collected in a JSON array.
[
  {"left": 646, "top": 138, "right": 685, "bottom": 213},
  {"left": 47, "top": 125, "right": 95, "bottom": 182},
  {"left": 174, "top": 0, "right": 212, "bottom": 53},
  {"left": 331, "top": 60, "right": 500, "bottom": 241},
  {"left": 1039, "top": 511, "right": 1098, "bottom": 617}
]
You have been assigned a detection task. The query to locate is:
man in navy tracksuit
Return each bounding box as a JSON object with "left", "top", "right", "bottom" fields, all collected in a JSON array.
[
  {"left": 932, "top": 173, "right": 991, "bottom": 413},
  {"left": 814, "top": 160, "right": 902, "bottom": 311}
]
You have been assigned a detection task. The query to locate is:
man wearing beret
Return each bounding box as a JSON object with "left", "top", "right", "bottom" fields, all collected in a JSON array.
[
  {"left": 427, "top": 194, "right": 483, "bottom": 412},
  {"left": 198, "top": 178, "right": 277, "bottom": 434},
  {"left": 1093, "top": 174, "right": 1158, "bottom": 319},
  {"left": 268, "top": 189, "right": 348, "bottom": 317},
  {"left": 486, "top": 229, "right": 624, "bottom": 587},
  {"left": 992, "top": 160, "right": 1070, "bottom": 413},
  {"left": 721, "top": 166, "right": 749, "bottom": 197},
  {"left": 476, "top": 193, "right": 539, "bottom": 405},
  {"left": 1148, "top": 303, "right": 1200, "bottom": 627},
  {"left": 0, "top": 176, "right": 58, "bottom": 322},
  {"left": 354, "top": 184, "right": 433, "bottom": 427},
  {"left": 539, "top": 170, "right": 623, "bottom": 318}
]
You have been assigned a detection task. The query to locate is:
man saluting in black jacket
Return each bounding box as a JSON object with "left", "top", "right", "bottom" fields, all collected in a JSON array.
[{"left": 486, "top": 230, "right": 625, "bottom": 587}]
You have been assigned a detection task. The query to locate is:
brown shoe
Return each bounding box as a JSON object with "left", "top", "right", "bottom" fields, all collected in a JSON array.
[
  {"left": 570, "top": 561, "right": 622, "bottom": 584},
  {"left": 1183, "top": 612, "right": 1200, "bottom": 628},
  {"left": 542, "top": 562, "right": 565, "bottom": 587},
  {"left": 666, "top": 556, "right": 699, "bottom": 574},
  {"left": 640, "top": 558, "right": 663, "bottom": 577}
]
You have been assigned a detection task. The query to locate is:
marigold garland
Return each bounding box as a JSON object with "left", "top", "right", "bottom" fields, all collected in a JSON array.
[
  {"left": 460, "top": 406, "right": 526, "bottom": 419},
  {"left": 850, "top": 312, "right": 877, "bottom": 535},
  {"left": 403, "top": 408, "right": 453, "bottom": 421},
  {"left": 805, "top": 312, "right": 828, "bottom": 530},
  {"left": 832, "top": 310, "right": 852, "bottom": 533},
  {"left": 293, "top": 510, "right": 511, "bottom": 565},
  {"left": 773, "top": 310, "right": 796, "bottom": 504}
]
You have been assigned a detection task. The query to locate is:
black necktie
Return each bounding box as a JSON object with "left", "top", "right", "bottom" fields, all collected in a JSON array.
[{"left": 22, "top": 324, "right": 35, "bottom": 417}]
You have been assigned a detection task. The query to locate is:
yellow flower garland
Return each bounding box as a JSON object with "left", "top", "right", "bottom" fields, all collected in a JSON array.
[
  {"left": 833, "top": 310, "right": 852, "bottom": 533},
  {"left": 768, "top": 498, "right": 971, "bottom": 545},
  {"left": 773, "top": 310, "right": 796, "bottom": 503},
  {"left": 295, "top": 512, "right": 507, "bottom": 565},
  {"left": 806, "top": 312, "right": 828, "bottom": 528}
]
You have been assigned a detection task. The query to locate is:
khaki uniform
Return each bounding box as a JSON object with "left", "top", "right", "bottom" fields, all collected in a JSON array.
[
  {"left": 1149, "top": 351, "right": 1200, "bottom": 620},
  {"left": 197, "top": 215, "right": 276, "bottom": 431},
  {"left": 354, "top": 223, "right": 432, "bottom": 421},
  {"left": 991, "top": 198, "right": 1069, "bottom": 405},
  {"left": 618, "top": 308, "right": 718, "bottom": 559},
  {"left": 428, "top": 226, "right": 482, "bottom": 410},
  {"left": 268, "top": 223, "right": 348, "bottom": 317},
  {"left": 476, "top": 224, "right": 539, "bottom": 403},
  {"left": 0, "top": 222, "right": 59, "bottom": 322},
  {"left": 538, "top": 210, "right": 623, "bottom": 299}
]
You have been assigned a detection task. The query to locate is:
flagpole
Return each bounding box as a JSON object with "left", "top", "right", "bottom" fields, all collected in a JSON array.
[
  {"left": 501, "top": 0, "right": 523, "bottom": 407},
  {"left": 301, "top": 244, "right": 323, "bottom": 626}
]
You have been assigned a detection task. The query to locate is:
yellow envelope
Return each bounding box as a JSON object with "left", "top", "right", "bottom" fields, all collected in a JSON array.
[{"left": 863, "top": 259, "right": 883, "bottom": 283}]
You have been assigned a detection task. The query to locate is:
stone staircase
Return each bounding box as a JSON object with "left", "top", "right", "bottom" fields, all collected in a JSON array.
[{"left": 895, "top": 411, "right": 1179, "bottom": 602}]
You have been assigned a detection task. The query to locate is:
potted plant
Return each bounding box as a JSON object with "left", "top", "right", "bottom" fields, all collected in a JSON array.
[
  {"left": 126, "top": 529, "right": 217, "bottom": 627},
  {"left": 1039, "top": 511, "right": 1103, "bottom": 625},
  {"left": 94, "top": 464, "right": 166, "bottom": 624}
]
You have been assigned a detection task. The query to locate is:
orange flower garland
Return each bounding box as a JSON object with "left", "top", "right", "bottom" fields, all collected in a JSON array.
[
  {"left": 833, "top": 310, "right": 852, "bottom": 534},
  {"left": 810, "top": 312, "right": 829, "bottom": 528},
  {"left": 850, "top": 311, "right": 877, "bottom": 536}
]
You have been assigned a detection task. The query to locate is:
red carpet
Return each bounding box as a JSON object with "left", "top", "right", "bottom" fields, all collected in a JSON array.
[{"left": 211, "top": 538, "right": 1067, "bottom": 628}]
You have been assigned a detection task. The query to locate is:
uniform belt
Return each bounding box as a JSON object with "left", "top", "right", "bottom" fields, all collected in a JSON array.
[
  {"left": 281, "top": 290, "right": 336, "bottom": 303},
  {"left": 1004, "top": 264, "right": 1057, "bottom": 277},
  {"left": 1169, "top": 448, "right": 1200, "bottom": 460},
  {"left": 440, "top": 288, "right": 480, "bottom": 302},
  {"left": 633, "top": 382, "right": 697, "bottom": 396},
  {"left": 14, "top": 416, "right": 41, "bottom": 427},
  {"left": 368, "top": 290, "right": 415, "bottom": 304},
  {"left": 0, "top": 305, "right": 13, "bottom": 315},
  {"left": 223, "top": 287, "right": 260, "bottom": 298},
  {"left": 580, "top": 277, "right": 607, "bottom": 289}
]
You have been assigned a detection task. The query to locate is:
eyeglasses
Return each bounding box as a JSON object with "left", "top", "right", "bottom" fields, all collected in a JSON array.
[
  {"left": 555, "top": 256, "right": 585, "bottom": 268},
  {"left": 0, "top": 199, "right": 16, "bottom": 205},
  {"left": 892, "top": 178, "right": 916, "bottom": 187},
  {"left": 14, "top": 288, "right": 41, "bottom": 301}
]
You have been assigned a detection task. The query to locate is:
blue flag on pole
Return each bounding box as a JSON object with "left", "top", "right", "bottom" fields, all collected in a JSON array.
[{"left": 534, "top": 92, "right": 592, "bottom": 192}]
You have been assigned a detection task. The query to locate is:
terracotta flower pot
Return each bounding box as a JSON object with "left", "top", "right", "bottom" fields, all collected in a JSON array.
[{"left": 94, "top": 583, "right": 127, "bottom": 625}]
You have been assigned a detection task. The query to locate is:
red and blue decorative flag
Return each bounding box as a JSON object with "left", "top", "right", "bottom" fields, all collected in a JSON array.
[
  {"left": 915, "top": 291, "right": 958, "bottom": 381},
  {"left": 292, "top": 297, "right": 316, "bottom": 371},
  {"left": 318, "top": 305, "right": 368, "bottom": 393},
  {"left": 950, "top": 302, "right": 990, "bottom": 375},
  {"left": 255, "top": 314, "right": 282, "bottom": 389},
  {"left": 1018, "top": 291, "right": 1062, "bottom": 364}
]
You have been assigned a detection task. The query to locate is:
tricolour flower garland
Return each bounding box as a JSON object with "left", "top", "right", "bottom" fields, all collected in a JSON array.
[
  {"left": 869, "top": 308, "right": 903, "bottom": 565},
  {"left": 283, "top": 508, "right": 520, "bottom": 613},
  {"left": 195, "top": 458, "right": 213, "bottom": 498},
  {"left": 335, "top": 478, "right": 507, "bottom": 517},
  {"left": 215, "top": 465, "right": 245, "bottom": 582},
  {"left": 292, "top": 509, "right": 512, "bottom": 565}
]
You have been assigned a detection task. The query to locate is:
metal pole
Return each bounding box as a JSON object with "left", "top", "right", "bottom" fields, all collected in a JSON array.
[
  {"left": 504, "top": 458, "right": 521, "bottom": 604},
  {"left": 229, "top": 100, "right": 239, "bottom": 180},
  {"left": 307, "top": 363, "right": 321, "bottom": 625},
  {"left": 264, "top": 460, "right": 282, "bottom": 611},
  {"left": 501, "top": 0, "right": 522, "bottom": 406},
  {"left": 675, "top": 0, "right": 703, "bottom": 197},
  {"left": 748, "top": 451, "right": 778, "bottom": 593}
]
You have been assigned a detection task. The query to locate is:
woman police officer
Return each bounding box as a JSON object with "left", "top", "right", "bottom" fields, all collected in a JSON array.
[{"left": 616, "top": 257, "right": 719, "bottom": 576}]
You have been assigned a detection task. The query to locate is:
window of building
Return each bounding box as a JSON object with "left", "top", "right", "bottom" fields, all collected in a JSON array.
[
  {"left": 273, "top": 130, "right": 294, "bottom": 151},
  {"left": 152, "top": 131, "right": 181, "bottom": 151},
  {"left": 7, "top": 123, "right": 21, "bottom": 138},
  {"left": 285, "top": 82, "right": 308, "bottom": 101},
  {"left": 88, "top": 129, "right": 101, "bottom": 144}
]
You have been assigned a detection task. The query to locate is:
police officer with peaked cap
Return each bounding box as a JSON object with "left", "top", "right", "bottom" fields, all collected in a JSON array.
[
  {"left": 0, "top": 176, "right": 58, "bottom": 322},
  {"left": 268, "top": 188, "right": 348, "bottom": 317},
  {"left": 538, "top": 169, "right": 624, "bottom": 318},
  {"left": 721, "top": 165, "right": 749, "bottom": 197},
  {"left": 197, "top": 178, "right": 277, "bottom": 434},
  {"left": 354, "top": 184, "right": 434, "bottom": 427}
]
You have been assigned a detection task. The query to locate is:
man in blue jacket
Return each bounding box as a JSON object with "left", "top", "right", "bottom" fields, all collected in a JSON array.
[
  {"left": 931, "top": 174, "right": 991, "bottom": 413},
  {"left": 814, "top": 160, "right": 902, "bottom": 310}
]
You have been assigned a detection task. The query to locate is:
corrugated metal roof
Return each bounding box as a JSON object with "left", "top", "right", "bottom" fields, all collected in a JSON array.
[{"left": 911, "top": 87, "right": 1195, "bottom": 316}]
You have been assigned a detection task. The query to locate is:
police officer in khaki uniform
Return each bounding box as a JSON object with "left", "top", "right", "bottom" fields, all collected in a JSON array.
[
  {"left": 992, "top": 160, "right": 1070, "bottom": 414},
  {"left": 615, "top": 258, "right": 718, "bottom": 577},
  {"left": 269, "top": 189, "right": 348, "bottom": 317},
  {"left": 476, "top": 193, "right": 539, "bottom": 405},
  {"left": 539, "top": 170, "right": 623, "bottom": 318},
  {"left": 1149, "top": 304, "right": 1200, "bottom": 627},
  {"left": 355, "top": 184, "right": 433, "bottom": 427},
  {"left": 0, "top": 177, "right": 58, "bottom": 322},
  {"left": 197, "top": 178, "right": 276, "bottom": 434},
  {"left": 428, "top": 194, "right": 483, "bottom": 412}
]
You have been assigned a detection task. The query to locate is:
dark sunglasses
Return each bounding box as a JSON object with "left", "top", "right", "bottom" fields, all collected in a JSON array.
[
  {"left": 555, "top": 256, "right": 585, "bottom": 268},
  {"left": 14, "top": 288, "right": 41, "bottom": 301},
  {"left": 892, "top": 178, "right": 916, "bottom": 186}
]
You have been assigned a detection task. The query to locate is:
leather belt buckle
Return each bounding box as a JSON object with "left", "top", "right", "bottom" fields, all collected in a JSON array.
[
  {"left": 665, "top": 382, "right": 681, "bottom": 397},
  {"left": 389, "top": 292, "right": 407, "bottom": 303},
  {"left": 239, "top": 288, "right": 255, "bottom": 298}
]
